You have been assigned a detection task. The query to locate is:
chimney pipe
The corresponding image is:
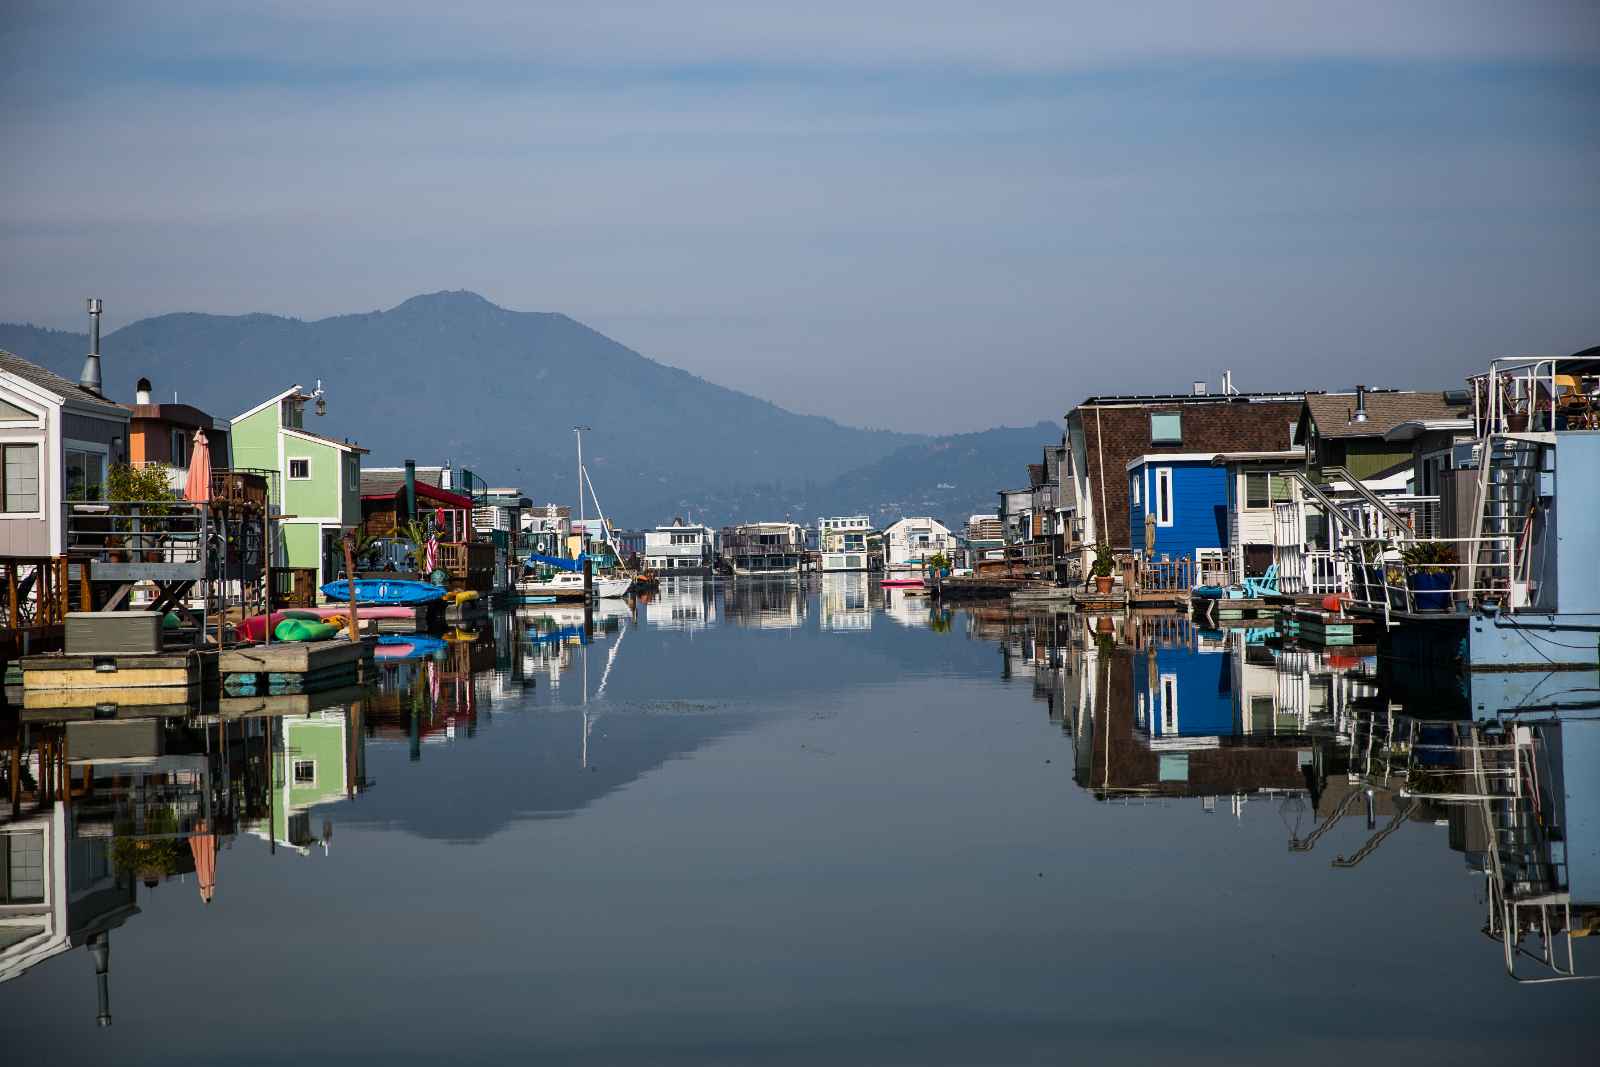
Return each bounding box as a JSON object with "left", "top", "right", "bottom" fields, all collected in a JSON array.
[
  {"left": 404, "top": 459, "right": 417, "bottom": 520},
  {"left": 1354, "top": 385, "right": 1368, "bottom": 423},
  {"left": 135, "top": 377, "right": 152, "bottom": 406},
  {"left": 80, "top": 298, "right": 104, "bottom": 395}
]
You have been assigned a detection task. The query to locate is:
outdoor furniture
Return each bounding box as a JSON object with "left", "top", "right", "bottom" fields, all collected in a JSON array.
[{"left": 1242, "top": 563, "right": 1279, "bottom": 598}]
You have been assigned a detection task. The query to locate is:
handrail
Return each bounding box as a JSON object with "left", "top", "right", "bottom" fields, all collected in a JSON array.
[
  {"left": 1278, "top": 470, "right": 1369, "bottom": 538},
  {"left": 1322, "top": 466, "right": 1414, "bottom": 536}
]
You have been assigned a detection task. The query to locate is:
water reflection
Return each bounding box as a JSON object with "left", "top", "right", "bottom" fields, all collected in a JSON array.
[
  {"left": 3, "top": 584, "right": 1595, "bottom": 1057},
  {"left": 1006, "top": 604, "right": 1599, "bottom": 984}
]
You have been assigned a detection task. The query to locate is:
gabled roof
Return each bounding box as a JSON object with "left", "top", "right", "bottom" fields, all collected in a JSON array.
[
  {"left": 0, "top": 348, "right": 129, "bottom": 416},
  {"left": 1303, "top": 391, "right": 1467, "bottom": 440},
  {"left": 360, "top": 470, "right": 471, "bottom": 510}
]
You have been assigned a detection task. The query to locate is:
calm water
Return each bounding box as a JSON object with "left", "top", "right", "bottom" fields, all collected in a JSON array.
[{"left": 3, "top": 576, "right": 1596, "bottom": 1064}]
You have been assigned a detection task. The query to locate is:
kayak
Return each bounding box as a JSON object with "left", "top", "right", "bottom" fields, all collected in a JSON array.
[
  {"left": 275, "top": 618, "right": 341, "bottom": 642},
  {"left": 321, "top": 579, "right": 446, "bottom": 605},
  {"left": 237, "top": 604, "right": 419, "bottom": 643}
]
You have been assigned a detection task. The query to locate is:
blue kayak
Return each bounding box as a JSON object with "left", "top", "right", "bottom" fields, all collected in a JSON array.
[{"left": 321, "top": 579, "right": 446, "bottom": 605}]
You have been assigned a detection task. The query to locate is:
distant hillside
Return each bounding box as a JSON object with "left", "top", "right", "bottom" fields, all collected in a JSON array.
[{"left": 0, "top": 294, "right": 1056, "bottom": 528}]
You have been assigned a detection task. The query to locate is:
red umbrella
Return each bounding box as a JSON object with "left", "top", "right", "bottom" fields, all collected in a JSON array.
[{"left": 183, "top": 429, "right": 212, "bottom": 503}]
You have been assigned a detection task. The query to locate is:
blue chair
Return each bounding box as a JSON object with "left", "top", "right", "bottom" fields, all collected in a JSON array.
[{"left": 1242, "top": 563, "right": 1279, "bottom": 599}]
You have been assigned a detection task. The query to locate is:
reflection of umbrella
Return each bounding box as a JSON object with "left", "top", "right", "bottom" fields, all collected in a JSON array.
[
  {"left": 183, "top": 430, "right": 212, "bottom": 503},
  {"left": 188, "top": 820, "right": 216, "bottom": 904}
]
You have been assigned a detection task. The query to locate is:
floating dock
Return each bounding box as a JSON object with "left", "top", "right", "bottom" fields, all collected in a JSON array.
[
  {"left": 219, "top": 638, "right": 375, "bottom": 696},
  {"left": 19, "top": 649, "right": 217, "bottom": 707}
]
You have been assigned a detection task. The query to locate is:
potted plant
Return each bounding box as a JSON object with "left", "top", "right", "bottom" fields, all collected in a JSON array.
[
  {"left": 1401, "top": 540, "right": 1458, "bottom": 611},
  {"left": 1091, "top": 543, "right": 1116, "bottom": 595},
  {"left": 106, "top": 462, "right": 177, "bottom": 561}
]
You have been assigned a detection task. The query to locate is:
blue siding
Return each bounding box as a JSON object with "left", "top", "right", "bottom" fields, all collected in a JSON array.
[
  {"left": 1131, "top": 645, "right": 1236, "bottom": 739},
  {"left": 1128, "top": 459, "right": 1229, "bottom": 560}
]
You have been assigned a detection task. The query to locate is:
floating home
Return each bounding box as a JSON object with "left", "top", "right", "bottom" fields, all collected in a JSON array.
[
  {"left": 882, "top": 517, "right": 955, "bottom": 575},
  {"left": 817, "top": 515, "right": 873, "bottom": 573},
  {"left": 643, "top": 519, "right": 715, "bottom": 576},
  {"left": 719, "top": 522, "right": 805, "bottom": 576}
]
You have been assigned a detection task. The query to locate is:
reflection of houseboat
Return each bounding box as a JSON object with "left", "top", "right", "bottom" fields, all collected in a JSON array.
[
  {"left": 818, "top": 516, "right": 874, "bottom": 573},
  {"left": 641, "top": 580, "right": 717, "bottom": 632},
  {"left": 719, "top": 522, "right": 806, "bottom": 576},
  {"left": 819, "top": 572, "right": 872, "bottom": 631}
]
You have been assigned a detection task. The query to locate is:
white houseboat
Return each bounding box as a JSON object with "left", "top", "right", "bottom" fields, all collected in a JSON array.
[{"left": 817, "top": 515, "right": 873, "bottom": 573}]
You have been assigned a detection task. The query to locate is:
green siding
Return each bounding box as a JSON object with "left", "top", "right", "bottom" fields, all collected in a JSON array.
[
  {"left": 231, "top": 404, "right": 280, "bottom": 472},
  {"left": 281, "top": 522, "right": 322, "bottom": 573},
  {"left": 1341, "top": 444, "right": 1412, "bottom": 481},
  {"left": 284, "top": 438, "right": 341, "bottom": 518}
]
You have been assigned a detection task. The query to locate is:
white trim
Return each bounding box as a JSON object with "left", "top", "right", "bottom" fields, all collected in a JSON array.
[
  {"left": 1125, "top": 451, "right": 1216, "bottom": 471},
  {"left": 63, "top": 438, "right": 111, "bottom": 503},
  {"left": 282, "top": 427, "right": 367, "bottom": 454},
  {"left": 0, "top": 438, "right": 46, "bottom": 519},
  {"left": 286, "top": 456, "right": 313, "bottom": 480},
  {"left": 1154, "top": 467, "right": 1173, "bottom": 528},
  {"left": 232, "top": 385, "right": 302, "bottom": 425},
  {"left": 1159, "top": 672, "right": 1179, "bottom": 734}
]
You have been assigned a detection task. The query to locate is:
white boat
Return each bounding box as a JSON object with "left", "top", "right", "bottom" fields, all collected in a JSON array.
[{"left": 516, "top": 572, "right": 632, "bottom": 601}]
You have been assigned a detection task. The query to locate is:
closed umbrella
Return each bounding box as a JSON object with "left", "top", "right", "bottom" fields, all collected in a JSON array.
[
  {"left": 424, "top": 533, "right": 439, "bottom": 577},
  {"left": 188, "top": 821, "right": 216, "bottom": 904},
  {"left": 183, "top": 429, "right": 212, "bottom": 503}
]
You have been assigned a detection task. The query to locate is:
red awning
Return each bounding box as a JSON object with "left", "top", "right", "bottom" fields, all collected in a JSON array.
[{"left": 362, "top": 482, "right": 473, "bottom": 510}]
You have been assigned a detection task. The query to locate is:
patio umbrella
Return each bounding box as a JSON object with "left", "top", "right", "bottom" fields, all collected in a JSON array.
[
  {"left": 424, "top": 533, "right": 439, "bottom": 577},
  {"left": 188, "top": 821, "right": 216, "bottom": 904},
  {"left": 183, "top": 429, "right": 212, "bottom": 503}
]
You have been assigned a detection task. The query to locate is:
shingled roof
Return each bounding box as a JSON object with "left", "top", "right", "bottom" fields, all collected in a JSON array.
[
  {"left": 1303, "top": 390, "right": 1467, "bottom": 440},
  {"left": 0, "top": 348, "right": 130, "bottom": 415}
]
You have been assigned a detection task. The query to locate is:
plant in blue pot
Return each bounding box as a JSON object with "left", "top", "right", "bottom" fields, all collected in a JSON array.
[{"left": 1401, "top": 540, "right": 1458, "bottom": 611}]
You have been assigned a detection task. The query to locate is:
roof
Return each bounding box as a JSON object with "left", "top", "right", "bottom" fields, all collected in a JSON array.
[
  {"left": 0, "top": 348, "right": 130, "bottom": 416},
  {"left": 359, "top": 471, "right": 472, "bottom": 510},
  {"left": 1303, "top": 391, "right": 1467, "bottom": 439},
  {"left": 1075, "top": 390, "right": 1307, "bottom": 410},
  {"left": 1026, "top": 463, "right": 1046, "bottom": 488},
  {"left": 282, "top": 426, "right": 370, "bottom": 454}
]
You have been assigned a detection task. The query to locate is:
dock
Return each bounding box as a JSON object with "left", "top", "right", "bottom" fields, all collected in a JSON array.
[{"left": 219, "top": 638, "right": 375, "bottom": 696}]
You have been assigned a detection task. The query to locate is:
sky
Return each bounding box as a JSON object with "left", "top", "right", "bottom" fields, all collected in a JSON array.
[{"left": 1, "top": 1, "right": 1597, "bottom": 432}]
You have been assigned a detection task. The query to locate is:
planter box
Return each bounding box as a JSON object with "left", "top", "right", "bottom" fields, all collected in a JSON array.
[{"left": 1407, "top": 571, "right": 1455, "bottom": 612}]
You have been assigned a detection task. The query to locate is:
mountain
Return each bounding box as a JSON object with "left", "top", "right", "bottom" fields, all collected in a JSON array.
[{"left": 0, "top": 293, "right": 1057, "bottom": 527}]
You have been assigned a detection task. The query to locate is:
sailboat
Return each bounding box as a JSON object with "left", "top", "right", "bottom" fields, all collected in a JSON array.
[{"left": 517, "top": 430, "right": 637, "bottom": 601}]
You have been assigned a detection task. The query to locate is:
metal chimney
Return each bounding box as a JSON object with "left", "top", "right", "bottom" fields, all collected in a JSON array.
[
  {"left": 1353, "top": 385, "right": 1369, "bottom": 423},
  {"left": 80, "top": 298, "right": 104, "bottom": 395}
]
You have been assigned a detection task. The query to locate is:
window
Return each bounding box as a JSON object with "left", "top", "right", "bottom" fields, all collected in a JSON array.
[
  {"left": 1, "top": 831, "right": 46, "bottom": 904},
  {"left": 288, "top": 458, "right": 311, "bottom": 480},
  {"left": 170, "top": 429, "right": 189, "bottom": 468},
  {"left": 1154, "top": 468, "right": 1173, "bottom": 527},
  {"left": 0, "top": 399, "right": 35, "bottom": 422},
  {"left": 64, "top": 448, "right": 104, "bottom": 502},
  {"left": 1245, "top": 472, "right": 1293, "bottom": 510},
  {"left": 292, "top": 759, "right": 316, "bottom": 785},
  {"left": 1, "top": 444, "right": 40, "bottom": 513},
  {"left": 1131, "top": 473, "right": 1142, "bottom": 507},
  {"left": 1161, "top": 673, "right": 1179, "bottom": 733},
  {"left": 1150, "top": 412, "right": 1182, "bottom": 444},
  {"left": 346, "top": 459, "right": 359, "bottom": 491}
]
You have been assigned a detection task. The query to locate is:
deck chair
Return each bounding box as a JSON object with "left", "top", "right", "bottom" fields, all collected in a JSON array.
[{"left": 1242, "top": 563, "right": 1279, "bottom": 598}]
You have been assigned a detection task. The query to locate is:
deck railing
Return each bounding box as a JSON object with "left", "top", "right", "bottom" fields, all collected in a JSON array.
[
  {"left": 1343, "top": 535, "right": 1514, "bottom": 619},
  {"left": 1471, "top": 357, "right": 1600, "bottom": 435},
  {"left": 64, "top": 500, "right": 211, "bottom": 581}
]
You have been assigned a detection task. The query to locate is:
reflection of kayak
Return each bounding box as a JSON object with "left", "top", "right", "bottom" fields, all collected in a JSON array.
[
  {"left": 880, "top": 578, "right": 924, "bottom": 588},
  {"left": 528, "top": 625, "right": 586, "bottom": 645},
  {"left": 322, "top": 579, "right": 446, "bottom": 605},
  {"left": 375, "top": 634, "right": 448, "bottom": 659}
]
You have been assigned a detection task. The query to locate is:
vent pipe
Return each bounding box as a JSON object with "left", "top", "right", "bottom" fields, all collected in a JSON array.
[
  {"left": 1353, "top": 385, "right": 1369, "bottom": 423},
  {"left": 404, "top": 459, "right": 417, "bottom": 520},
  {"left": 135, "top": 377, "right": 152, "bottom": 405},
  {"left": 80, "top": 298, "right": 104, "bottom": 395}
]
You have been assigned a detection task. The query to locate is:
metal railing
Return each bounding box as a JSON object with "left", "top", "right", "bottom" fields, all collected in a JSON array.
[
  {"left": 1343, "top": 535, "right": 1513, "bottom": 619},
  {"left": 64, "top": 500, "right": 210, "bottom": 580},
  {"left": 1471, "top": 357, "right": 1600, "bottom": 436}
]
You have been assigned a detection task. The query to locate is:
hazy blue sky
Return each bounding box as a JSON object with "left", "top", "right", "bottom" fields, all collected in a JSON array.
[{"left": 2, "top": 2, "right": 1596, "bottom": 431}]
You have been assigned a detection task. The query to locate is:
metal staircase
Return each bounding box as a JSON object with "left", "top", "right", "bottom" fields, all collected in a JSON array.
[{"left": 1465, "top": 436, "right": 1543, "bottom": 608}]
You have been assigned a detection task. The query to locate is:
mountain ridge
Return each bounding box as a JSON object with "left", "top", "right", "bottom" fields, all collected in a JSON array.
[{"left": 0, "top": 292, "right": 1057, "bottom": 527}]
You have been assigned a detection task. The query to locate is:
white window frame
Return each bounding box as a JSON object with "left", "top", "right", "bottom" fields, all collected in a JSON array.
[
  {"left": 287, "top": 457, "right": 312, "bottom": 480},
  {"left": 1160, "top": 672, "right": 1179, "bottom": 734},
  {"left": 1131, "top": 472, "right": 1142, "bottom": 508},
  {"left": 0, "top": 441, "right": 44, "bottom": 517},
  {"left": 1154, "top": 467, "right": 1173, "bottom": 528},
  {"left": 292, "top": 758, "right": 316, "bottom": 786}
]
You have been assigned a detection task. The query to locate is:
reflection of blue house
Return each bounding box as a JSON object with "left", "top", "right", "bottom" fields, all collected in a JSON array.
[
  {"left": 1126, "top": 455, "right": 1228, "bottom": 561},
  {"left": 1132, "top": 644, "right": 1235, "bottom": 742}
]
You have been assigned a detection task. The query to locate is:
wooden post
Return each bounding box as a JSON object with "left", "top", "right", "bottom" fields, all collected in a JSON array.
[
  {"left": 79, "top": 563, "right": 91, "bottom": 612},
  {"left": 341, "top": 533, "right": 361, "bottom": 640},
  {"left": 6, "top": 564, "right": 16, "bottom": 629},
  {"left": 262, "top": 512, "right": 273, "bottom": 646}
]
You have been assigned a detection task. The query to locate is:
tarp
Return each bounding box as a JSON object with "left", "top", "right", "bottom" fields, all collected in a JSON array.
[{"left": 524, "top": 552, "right": 588, "bottom": 573}]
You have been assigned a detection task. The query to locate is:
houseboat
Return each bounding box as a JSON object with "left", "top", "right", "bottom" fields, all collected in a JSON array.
[
  {"left": 718, "top": 522, "right": 806, "bottom": 577},
  {"left": 882, "top": 517, "right": 955, "bottom": 580},
  {"left": 817, "top": 515, "right": 874, "bottom": 573},
  {"left": 642, "top": 519, "right": 715, "bottom": 577}
]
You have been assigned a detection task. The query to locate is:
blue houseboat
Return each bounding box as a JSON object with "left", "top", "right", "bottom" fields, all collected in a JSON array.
[{"left": 1126, "top": 454, "right": 1228, "bottom": 566}]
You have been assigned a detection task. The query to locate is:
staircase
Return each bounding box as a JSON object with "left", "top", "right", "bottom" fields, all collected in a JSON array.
[{"left": 1467, "top": 437, "right": 1543, "bottom": 608}]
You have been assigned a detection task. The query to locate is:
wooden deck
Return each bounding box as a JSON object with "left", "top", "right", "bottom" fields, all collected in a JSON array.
[
  {"left": 19, "top": 649, "right": 215, "bottom": 693},
  {"left": 219, "top": 637, "right": 375, "bottom": 696}
]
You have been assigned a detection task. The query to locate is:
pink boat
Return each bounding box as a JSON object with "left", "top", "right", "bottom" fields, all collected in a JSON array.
[{"left": 880, "top": 577, "right": 925, "bottom": 588}]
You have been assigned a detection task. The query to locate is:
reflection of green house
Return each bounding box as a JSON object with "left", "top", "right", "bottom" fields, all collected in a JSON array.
[
  {"left": 258, "top": 713, "right": 361, "bottom": 853},
  {"left": 231, "top": 385, "right": 367, "bottom": 592}
]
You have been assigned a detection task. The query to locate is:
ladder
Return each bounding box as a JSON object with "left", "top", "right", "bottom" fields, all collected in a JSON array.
[{"left": 1465, "top": 436, "right": 1542, "bottom": 607}]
